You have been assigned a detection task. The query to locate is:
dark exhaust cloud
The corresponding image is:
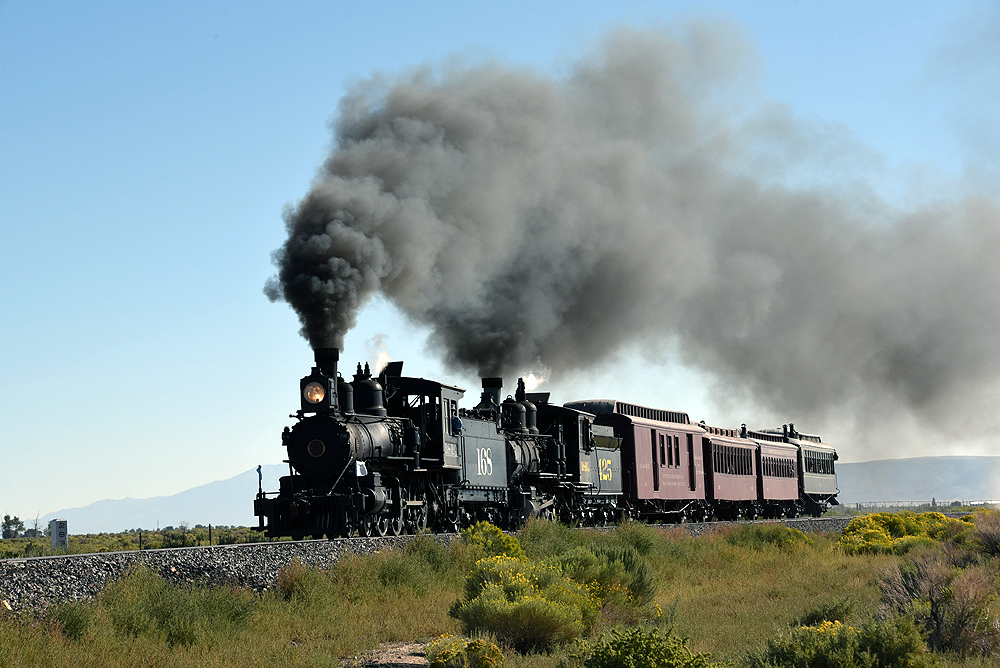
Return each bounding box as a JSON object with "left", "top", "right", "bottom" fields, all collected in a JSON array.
[{"left": 266, "top": 25, "right": 1000, "bottom": 432}]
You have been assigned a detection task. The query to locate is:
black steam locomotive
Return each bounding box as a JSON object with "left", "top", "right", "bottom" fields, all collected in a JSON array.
[{"left": 254, "top": 348, "right": 838, "bottom": 539}]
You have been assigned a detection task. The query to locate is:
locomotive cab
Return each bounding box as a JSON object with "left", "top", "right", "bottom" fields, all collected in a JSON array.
[{"left": 380, "top": 363, "right": 464, "bottom": 470}]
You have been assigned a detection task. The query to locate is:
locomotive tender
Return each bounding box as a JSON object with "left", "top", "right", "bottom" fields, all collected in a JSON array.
[{"left": 254, "top": 348, "right": 838, "bottom": 539}]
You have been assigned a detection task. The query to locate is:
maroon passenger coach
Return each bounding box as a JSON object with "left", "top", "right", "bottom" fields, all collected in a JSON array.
[{"left": 563, "top": 400, "right": 709, "bottom": 522}]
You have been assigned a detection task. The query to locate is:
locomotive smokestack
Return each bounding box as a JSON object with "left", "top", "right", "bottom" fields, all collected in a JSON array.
[
  {"left": 314, "top": 347, "right": 339, "bottom": 378},
  {"left": 314, "top": 347, "right": 340, "bottom": 412},
  {"left": 482, "top": 377, "right": 502, "bottom": 408}
]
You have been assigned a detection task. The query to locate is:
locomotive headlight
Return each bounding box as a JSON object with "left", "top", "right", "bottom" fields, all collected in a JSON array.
[{"left": 303, "top": 382, "right": 325, "bottom": 404}]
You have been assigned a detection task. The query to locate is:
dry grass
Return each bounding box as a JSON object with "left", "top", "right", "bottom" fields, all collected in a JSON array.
[{"left": 644, "top": 527, "right": 893, "bottom": 660}]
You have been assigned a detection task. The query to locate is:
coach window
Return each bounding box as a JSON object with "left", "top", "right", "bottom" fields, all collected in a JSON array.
[
  {"left": 660, "top": 434, "right": 667, "bottom": 467},
  {"left": 652, "top": 429, "right": 660, "bottom": 491},
  {"left": 673, "top": 436, "right": 680, "bottom": 469}
]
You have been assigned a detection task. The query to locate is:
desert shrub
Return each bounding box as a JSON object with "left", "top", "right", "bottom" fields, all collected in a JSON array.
[
  {"left": 373, "top": 550, "right": 438, "bottom": 595},
  {"left": 879, "top": 546, "right": 1000, "bottom": 656},
  {"left": 406, "top": 533, "right": 455, "bottom": 573},
  {"left": 548, "top": 545, "right": 656, "bottom": 608},
  {"left": 275, "top": 558, "right": 326, "bottom": 601},
  {"left": 724, "top": 524, "right": 813, "bottom": 552},
  {"left": 454, "top": 585, "right": 589, "bottom": 652},
  {"left": 971, "top": 510, "right": 1000, "bottom": 557},
  {"left": 583, "top": 626, "right": 721, "bottom": 668},
  {"left": 427, "top": 634, "right": 504, "bottom": 668},
  {"left": 462, "top": 522, "right": 526, "bottom": 562},
  {"left": 324, "top": 540, "right": 461, "bottom": 612},
  {"left": 794, "top": 597, "right": 856, "bottom": 627},
  {"left": 97, "top": 565, "right": 259, "bottom": 647},
  {"left": 890, "top": 535, "right": 938, "bottom": 555},
  {"left": 839, "top": 512, "right": 974, "bottom": 555},
  {"left": 48, "top": 600, "right": 93, "bottom": 641},
  {"left": 452, "top": 555, "right": 598, "bottom": 652},
  {"left": 518, "top": 517, "right": 582, "bottom": 559},
  {"left": 742, "top": 617, "right": 930, "bottom": 668},
  {"left": 99, "top": 566, "right": 199, "bottom": 646},
  {"left": 606, "top": 519, "right": 658, "bottom": 557}
]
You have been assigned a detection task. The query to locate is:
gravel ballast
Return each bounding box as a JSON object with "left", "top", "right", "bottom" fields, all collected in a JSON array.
[{"left": 0, "top": 517, "right": 852, "bottom": 612}]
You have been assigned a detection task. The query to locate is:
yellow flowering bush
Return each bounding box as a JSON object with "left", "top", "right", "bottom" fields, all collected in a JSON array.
[
  {"left": 452, "top": 522, "right": 661, "bottom": 651},
  {"left": 427, "top": 634, "right": 504, "bottom": 668},
  {"left": 451, "top": 555, "right": 599, "bottom": 652},
  {"left": 837, "top": 512, "right": 974, "bottom": 555},
  {"left": 583, "top": 626, "right": 722, "bottom": 668},
  {"left": 460, "top": 521, "right": 526, "bottom": 561},
  {"left": 743, "top": 617, "right": 930, "bottom": 668}
]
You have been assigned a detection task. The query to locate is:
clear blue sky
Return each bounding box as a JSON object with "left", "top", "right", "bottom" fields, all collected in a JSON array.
[{"left": 2, "top": 1, "right": 997, "bottom": 523}]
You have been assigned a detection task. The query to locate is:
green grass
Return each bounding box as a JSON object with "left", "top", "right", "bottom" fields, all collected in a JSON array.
[{"left": 3, "top": 518, "right": 998, "bottom": 668}]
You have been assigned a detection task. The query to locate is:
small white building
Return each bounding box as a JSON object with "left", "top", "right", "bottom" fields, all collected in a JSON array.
[{"left": 49, "top": 519, "right": 68, "bottom": 549}]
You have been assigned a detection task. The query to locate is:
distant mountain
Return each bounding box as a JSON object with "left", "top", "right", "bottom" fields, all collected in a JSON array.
[
  {"left": 836, "top": 456, "right": 1000, "bottom": 505},
  {"left": 30, "top": 456, "right": 1000, "bottom": 535},
  {"left": 39, "top": 465, "right": 287, "bottom": 534}
]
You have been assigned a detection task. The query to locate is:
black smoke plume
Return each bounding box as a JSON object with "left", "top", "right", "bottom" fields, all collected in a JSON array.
[{"left": 266, "top": 26, "right": 1000, "bottom": 431}]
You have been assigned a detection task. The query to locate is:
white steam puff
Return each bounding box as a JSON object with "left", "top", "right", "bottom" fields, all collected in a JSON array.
[{"left": 266, "top": 26, "right": 1000, "bottom": 433}]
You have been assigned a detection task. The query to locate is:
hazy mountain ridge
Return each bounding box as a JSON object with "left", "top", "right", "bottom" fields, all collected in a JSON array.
[
  {"left": 23, "top": 457, "right": 1000, "bottom": 535},
  {"left": 836, "top": 456, "right": 1000, "bottom": 505},
  {"left": 36, "top": 465, "right": 286, "bottom": 535}
]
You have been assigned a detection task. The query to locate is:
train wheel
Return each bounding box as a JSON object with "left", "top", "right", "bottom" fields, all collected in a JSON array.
[
  {"left": 374, "top": 515, "right": 389, "bottom": 537},
  {"left": 359, "top": 517, "right": 374, "bottom": 538},
  {"left": 389, "top": 516, "right": 404, "bottom": 536},
  {"left": 409, "top": 504, "right": 428, "bottom": 534}
]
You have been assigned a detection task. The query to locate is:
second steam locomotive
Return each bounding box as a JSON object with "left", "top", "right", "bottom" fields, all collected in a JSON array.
[{"left": 254, "top": 348, "right": 839, "bottom": 539}]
